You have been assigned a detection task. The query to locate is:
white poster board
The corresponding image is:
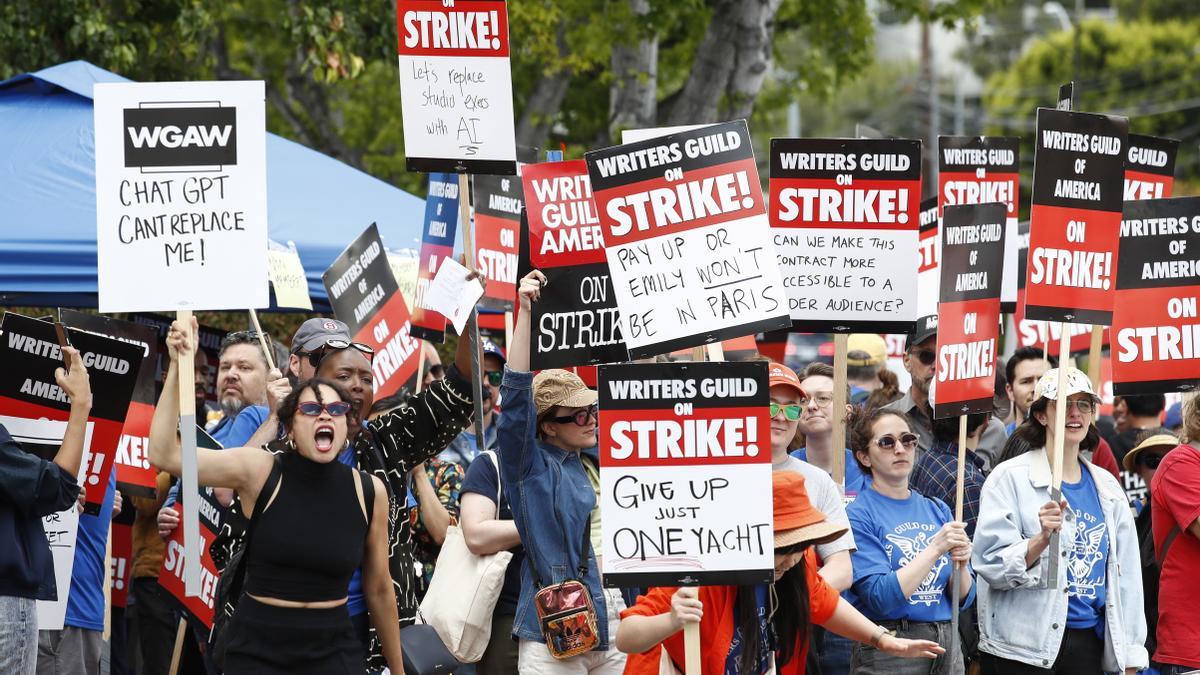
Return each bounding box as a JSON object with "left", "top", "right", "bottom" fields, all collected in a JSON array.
[
  {"left": 94, "top": 81, "right": 269, "bottom": 313},
  {"left": 267, "top": 239, "right": 312, "bottom": 310}
]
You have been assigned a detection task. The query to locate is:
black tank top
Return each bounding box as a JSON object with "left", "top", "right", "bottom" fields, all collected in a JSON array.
[{"left": 243, "top": 451, "right": 374, "bottom": 602}]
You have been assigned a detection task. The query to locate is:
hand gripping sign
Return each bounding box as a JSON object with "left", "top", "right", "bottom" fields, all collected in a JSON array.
[
  {"left": 932, "top": 203, "right": 1007, "bottom": 418},
  {"left": 1024, "top": 108, "right": 1128, "bottom": 325},
  {"left": 395, "top": 0, "right": 516, "bottom": 174},
  {"left": 585, "top": 120, "right": 791, "bottom": 358},
  {"left": 1111, "top": 197, "right": 1200, "bottom": 395},
  {"left": 769, "top": 137, "right": 922, "bottom": 333},
  {"left": 598, "top": 361, "right": 773, "bottom": 588}
]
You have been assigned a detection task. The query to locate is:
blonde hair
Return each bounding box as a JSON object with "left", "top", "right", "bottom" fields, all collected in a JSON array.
[{"left": 1183, "top": 395, "right": 1200, "bottom": 443}]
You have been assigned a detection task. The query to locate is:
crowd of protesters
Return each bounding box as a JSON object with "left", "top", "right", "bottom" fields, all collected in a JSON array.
[{"left": 1, "top": 269, "right": 1198, "bottom": 675}]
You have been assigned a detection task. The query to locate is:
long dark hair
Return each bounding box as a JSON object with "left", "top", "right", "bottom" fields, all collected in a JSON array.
[
  {"left": 1014, "top": 396, "right": 1100, "bottom": 453},
  {"left": 736, "top": 547, "right": 812, "bottom": 671},
  {"left": 276, "top": 378, "right": 358, "bottom": 438},
  {"left": 848, "top": 407, "right": 912, "bottom": 477}
]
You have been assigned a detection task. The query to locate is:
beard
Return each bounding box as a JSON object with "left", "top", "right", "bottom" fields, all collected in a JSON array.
[{"left": 220, "top": 395, "right": 247, "bottom": 419}]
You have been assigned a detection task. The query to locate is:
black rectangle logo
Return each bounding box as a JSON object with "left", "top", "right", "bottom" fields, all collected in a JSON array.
[{"left": 123, "top": 105, "right": 237, "bottom": 169}]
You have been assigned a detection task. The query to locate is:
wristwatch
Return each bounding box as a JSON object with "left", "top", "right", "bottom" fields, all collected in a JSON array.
[{"left": 870, "top": 625, "right": 895, "bottom": 647}]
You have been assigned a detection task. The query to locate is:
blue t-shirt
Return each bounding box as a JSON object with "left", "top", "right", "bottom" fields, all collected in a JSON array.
[
  {"left": 64, "top": 469, "right": 116, "bottom": 631},
  {"left": 1062, "top": 468, "right": 1109, "bottom": 629},
  {"left": 168, "top": 405, "right": 270, "bottom": 508},
  {"left": 847, "top": 487, "right": 973, "bottom": 622},
  {"left": 791, "top": 448, "right": 869, "bottom": 495},
  {"left": 724, "top": 584, "right": 772, "bottom": 674},
  {"left": 336, "top": 444, "right": 368, "bottom": 617},
  {"left": 460, "top": 452, "right": 524, "bottom": 616}
]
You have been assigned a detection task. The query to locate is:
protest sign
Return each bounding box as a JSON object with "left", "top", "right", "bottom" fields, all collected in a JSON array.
[
  {"left": 130, "top": 313, "right": 224, "bottom": 410},
  {"left": 586, "top": 120, "right": 790, "bottom": 357},
  {"left": 937, "top": 136, "right": 1020, "bottom": 311},
  {"left": 93, "top": 81, "right": 268, "bottom": 313},
  {"left": 1111, "top": 197, "right": 1200, "bottom": 395},
  {"left": 267, "top": 239, "right": 313, "bottom": 310},
  {"left": 598, "top": 361, "right": 773, "bottom": 587},
  {"left": 110, "top": 506, "right": 135, "bottom": 608},
  {"left": 770, "top": 137, "right": 921, "bottom": 333},
  {"left": 426, "top": 257, "right": 485, "bottom": 335},
  {"left": 1024, "top": 108, "right": 1128, "bottom": 325},
  {"left": 324, "top": 224, "right": 421, "bottom": 399},
  {"left": 395, "top": 0, "right": 516, "bottom": 174},
  {"left": 387, "top": 248, "right": 421, "bottom": 311},
  {"left": 1013, "top": 222, "right": 1094, "bottom": 352},
  {"left": 0, "top": 312, "right": 142, "bottom": 512},
  {"left": 917, "top": 197, "right": 940, "bottom": 318},
  {"left": 1124, "top": 134, "right": 1178, "bottom": 201},
  {"left": 158, "top": 495, "right": 221, "bottom": 629},
  {"left": 60, "top": 310, "right": 159, "bottom": 497},
  {"left": 473, "top": 173, "right": 523, "bottom": 310},
  {"left": 932, "top": 203, "right": 1007, "bottom": 418},
  {"left": 521, "top": 160, "right": 629, "bottom": 368},
  {"left": 412, "top": 172, "right": 460, "bottom": 342}
]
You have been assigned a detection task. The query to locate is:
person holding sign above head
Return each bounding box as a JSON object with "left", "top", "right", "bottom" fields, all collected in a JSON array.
[
  {"left": 0, "top": 349, "right": 90, "bottom": 675},
  {"left": 500, "top": 270, "right": 625, "bottom": 673},
  {"left": 149, "top": 318, "right": 405, "bottom": 674},
  {"left": 973, "top": 368, "right": 1146, "bottom": 675},
  {"left": 844, "top": 407, "right": 976, "bottom": 674},
  {"left": 617, "top": 471, "right": 946, "bottom": 674}
]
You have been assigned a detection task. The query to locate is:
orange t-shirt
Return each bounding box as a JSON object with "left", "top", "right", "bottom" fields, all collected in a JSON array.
[{"left": 620, "top": 549, "right": 840, "bottom": 675}]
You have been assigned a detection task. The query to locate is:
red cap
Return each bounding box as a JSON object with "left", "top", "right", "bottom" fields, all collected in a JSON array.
[{"left": 767, "top": 362, "right": 803, "bottom": 396}]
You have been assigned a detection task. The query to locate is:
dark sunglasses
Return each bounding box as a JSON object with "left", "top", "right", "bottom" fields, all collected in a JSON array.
[
  {"left": 1139, "top": 453, "right": 1166, "bottom": 469},
  {"left": 770, "top": 402, "right": 802, "bottom": 421},
  {"left": 485, "top": 370, "right": 503, "bottom": 387},
  {"left": 304, "top": 340, "right": 375, "bottom": 367},
  {"left": 910, "top": 349, "right": 936, "bottom": 366},
  {"left": 549, "top": 403, "right": 599, "bottom": 426},
  {"left": 297, "top": 401, "right": 353, "bottom": 417},
  {"left": 874, "top": 433, "right": 919, "bottom": 450}
]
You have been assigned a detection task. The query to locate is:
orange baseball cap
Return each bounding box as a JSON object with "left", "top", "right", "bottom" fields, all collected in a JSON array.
[
  {"left": 773, "top": 472, "right": 848, "bottom": 548},
  {"left": 767, "top": 362, "right": 803, "bottom": 396}
]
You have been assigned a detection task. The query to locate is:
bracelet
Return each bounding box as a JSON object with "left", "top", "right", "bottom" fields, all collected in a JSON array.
[{"left": 870, "top": 625, "right": 893, "bottom": 648}]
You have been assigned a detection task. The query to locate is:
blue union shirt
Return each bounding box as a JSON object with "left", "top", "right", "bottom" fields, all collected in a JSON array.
[{"left": 1061, "top": 467, "right": 1109, "bottom": 629}]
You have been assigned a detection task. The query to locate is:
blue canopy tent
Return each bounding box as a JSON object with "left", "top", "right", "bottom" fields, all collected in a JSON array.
[{"left": 0, "top": 60, "right": 427, "bottom": 313}]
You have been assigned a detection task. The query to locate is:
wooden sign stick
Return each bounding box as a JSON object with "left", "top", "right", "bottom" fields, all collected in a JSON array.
[
  {"left": 415, "top": 340, "right": 427, "bottom": 394},
  {"left": 248, "top": 309, "right": 276, "bottom": 371},
  {"left": 1046, "top": 327, "right": 1071, "bottom": 587},
  {"left": 175, "top": 310, "right": 202, "bottom": 596},
  {"left": 459, "top": 173, "right": 487, "bottom": 442},
  {"left": 949, "top": 413, "right": 968, "bottom": 662},
  {"left": 168, "top": 618, "right": 187, "bottom": 675},
  {"left": 830, "top": 334, "right": 849, "bottom": 493},
  {"left": 1087, "top": 324, "right": 1103, "bottom": 391}
]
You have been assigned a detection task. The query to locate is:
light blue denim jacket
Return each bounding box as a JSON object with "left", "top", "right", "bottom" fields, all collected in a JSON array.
[
  {"left": 972, "top": 448, "right": 1148, "bottom": 672},
  {"left": 496, "top": 367, "right": 610, "bottom": 649}
]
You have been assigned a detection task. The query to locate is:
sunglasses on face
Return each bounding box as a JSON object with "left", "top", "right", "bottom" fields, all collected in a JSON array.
[
  {"left": 549, "top": 403, "right": 598, "bottom": 426},
  {"left": 874, "top": 433, "right": 919, "bottom": 450},
  {"left": 485, "top": 370, "right": 503, "bottom": 387},
  {"left": 770, "top": 402, "right": 803, "bottom": 421},
  {"left": 910, "top": 349, "right": 936, "bottom": 366},
  {"left": 297, "top": 401, "right": 353, "bottom": 417},
  {"left": 304, "top": 340, "right": 375, "bottom": 367},
  {"left": 799, "top": 393, "right": 834, "bottom": 408},
  {"left": 1139, "top": 453, "right": 1165, "bottom": 469},
  {"left": 1058, "top": 399, "right": 1096, "bottom": 415}
]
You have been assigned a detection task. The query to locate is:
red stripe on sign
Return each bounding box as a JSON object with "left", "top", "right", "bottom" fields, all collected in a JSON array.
[
  {"left": 600, "top": 406, "right": 771, "bottom": 468},
  {"left": 523, "top": 160, "right": 607, "bottom": 268},
  {"left": 1111, "top": 285, "right": 1200, "bottom": 385},
  {"left": 1123, "top": 170, "right": 1175, "bottom": 201},
  {"left": 769, "top": 177, "right": 921, "bottom": 230},
  {"left": 116, "top": 401, "right": 157, "bottom": 492},
  {"left": 396, "top": 1, "right": 510, "bottom": 57},
  {"left": 935, "top": 298, "right": 1001, "bottom": 408},
  {"left": 356, "top": 293, "right": 421, "bottom": 400},
  {"left": 937, "top": 171, "right": 1019, "bottom": 217},
  {"left": 1025, "top": 203, "right": 1121, "bottom": 316},
  {"left": 593, "top": 158, "right": 765, "bottom": 247},
  {"left": 474, "top": 212, "right": 518, "bottom": 304}
]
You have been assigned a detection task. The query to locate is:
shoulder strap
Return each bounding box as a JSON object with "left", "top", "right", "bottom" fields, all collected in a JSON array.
[
  {"left": 577, "top": 513, "right": 592, "bottom": 579},
  {"left": 231, "top": 453, "right": 283, "bottom": 592},
  {"left": 1158, "top": 524, "right": 1183, "bottom": 568},
  {"left": 358, "top": 470, "right": 375, "bottom": 527},
  {"left": 480, "top": 449, "right": 501, "bottom": 518}
]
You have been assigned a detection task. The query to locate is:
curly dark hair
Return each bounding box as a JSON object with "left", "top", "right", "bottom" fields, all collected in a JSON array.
[
  {"left": 848, "top": 407, "right": 913, "bottom": 476},
  {"left": 276, "top": 378, "right": 359, "bottom": 439}
]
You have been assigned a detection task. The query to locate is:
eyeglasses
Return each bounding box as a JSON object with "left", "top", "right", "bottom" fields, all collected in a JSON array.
[
  {"left": 910, "top": 349, "right": 936, "bottom": 366},
  {"left": 799, "top": 393, "right": 834, "bottom": 408},
  {"left": 1058, "top": 399, "right": 1096, "bottom": 415},
  {"left": 548, "top": 403, "right": 598, "bottom": 426},
  {"left": 297, "top": 401, "right": 353, "bottom": 417},
  {"left": 1139, "top": 453, "right": 1165, "bottom": 469},
  {"left": 304, "top": 340, "right": 375, "bottom": 367},
  {"left": 770, "top": 402, "right": 803, "bottom": 421},
  {"left": 874, "top": 433, "right": 919, "bottom": 450},
  {"left": 485, "top": 370, "right": 503, "bottom": 387}
]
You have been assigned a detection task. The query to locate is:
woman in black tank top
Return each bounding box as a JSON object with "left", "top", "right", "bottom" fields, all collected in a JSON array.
[{"left": 149, "top": 318, "right": 404, "bottom": 674}]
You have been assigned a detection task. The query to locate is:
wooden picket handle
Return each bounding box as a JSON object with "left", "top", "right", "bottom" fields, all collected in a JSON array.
[
  {"left": 830, "top": 334, "right": 849, "bottom": 492},
  {"left": 175, "top": 309, "right": 201, "bottom": 596},
  {"left": 949, "top": 413, "right": 968, "bottom": 654},
  {"left": 248, "top": 308, "right": 276, "bottom": 371},
  {"left": 415, "top": 340, "right": 426, "bottom": 394},
  {"left": 1087, "top": 324, "right": 1103, "bottom": 391},
  {"left": 684, "top": 623, "right": 701, "bottom": 675},
  {"left": 168, "top": 618, "right": 187, "bottom": 675},
  {"left": 1046, "top": 327, "right": 1071, "bottom": 587},
  {"left": 459, "top": 173, "right": 487, "bottom": 443}
]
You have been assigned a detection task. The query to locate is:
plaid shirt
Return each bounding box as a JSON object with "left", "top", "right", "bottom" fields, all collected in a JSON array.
[{"left": 910, "top": 439, "right": 987, "bottom": 537}]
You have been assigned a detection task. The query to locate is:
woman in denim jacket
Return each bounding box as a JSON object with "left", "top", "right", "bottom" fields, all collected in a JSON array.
[
  {"left": 498, "top": 270, "right": 626, "bottom": 673},
  {"left": 973, "top": 368, "right": 1146, "bottom": 674}
]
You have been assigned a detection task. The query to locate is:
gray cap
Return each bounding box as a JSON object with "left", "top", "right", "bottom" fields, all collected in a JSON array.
[{"left": 291, "top": 318, "right": 352, "bottom": 354}]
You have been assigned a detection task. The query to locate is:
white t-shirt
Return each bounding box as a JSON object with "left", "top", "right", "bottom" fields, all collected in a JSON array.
[{"left": 772, "top": 455, "right": 857, "bottom": 561}]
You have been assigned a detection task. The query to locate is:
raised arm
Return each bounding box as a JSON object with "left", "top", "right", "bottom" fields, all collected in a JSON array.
[
  {"left": 53, "top": 347, "right": 93, "bottom": 476},
  {"left": 495, "top": 270, "right": 549, "bottom": 487}
]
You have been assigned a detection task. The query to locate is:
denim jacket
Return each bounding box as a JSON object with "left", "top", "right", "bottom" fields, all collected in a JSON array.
[
  {"left": 973, "top": 448, "right": 1148, "bottom": 672},
  {"left": 497, "top": 367, "right": 609, "bottom": 649}
]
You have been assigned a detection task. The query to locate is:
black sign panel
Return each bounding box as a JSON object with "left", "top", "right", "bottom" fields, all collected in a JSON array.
[{"left": 123, "top": 106, "right": 238, "bottom": 169}]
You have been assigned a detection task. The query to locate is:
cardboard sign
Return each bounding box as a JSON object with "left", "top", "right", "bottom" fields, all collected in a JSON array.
[
  {"left": 932, "top": 203, "right": 1007, "bottom": 418},
  {"left": 387, "top": 249, "right": 421, "bottom": 311},
  {"left": 937, "top": 136, "right": 1020, "bottom": 311},
  {"left": 412, "top": 173, "right": 459, "bottom": 342},
  {"left": 522, "top": 160, "right": 629, "bottom": 368},
  {"left": 769, "top": 137, "right": 922, "bottom": 333},
  {"left": 586, "top": 120, "right": 790, "bottom": 357},
  {"left": 1024, "top": 108, "right": 1128, "bottom": 325},
  {"left": 267, "top": 239, "right": 313, "bottom": 310},
  {"left": 60, "top": 310, "right": 159, "bottom": 497},
  {"left": 93, "top": 81, "right": 268, "bottom": 313},
  {"left": 598, "top": 361, "right": 773, "bottom": 587},
  {"left": 395, "top": 0, "right": 516, "bottom": 174},
  {"left": 916, "top": 197, "right": 940, "bottom": 318},
  {"left": 0, "top": 313, "right": 142, "bottom": 512},
  {"left": 110, "top": 506, "right": 135, "bottom": 608},
  {"left": 473, "top": 174, "right": 523, "bottom": 310},
  {"left": 323, "top": 224, "right": 421, "bottom": 399},
  {"left": 1124, "top": 134, "right": 1178, "bottom": 201},
  {"left": 158, "top": 498, "right": 221, "bottom": 629},
  {"left": 1014, "top": 222, "right": 1101, "bottom": 352},
  {"left": 1111, "top": 197, "right": 1200, "bottom": 395}
]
